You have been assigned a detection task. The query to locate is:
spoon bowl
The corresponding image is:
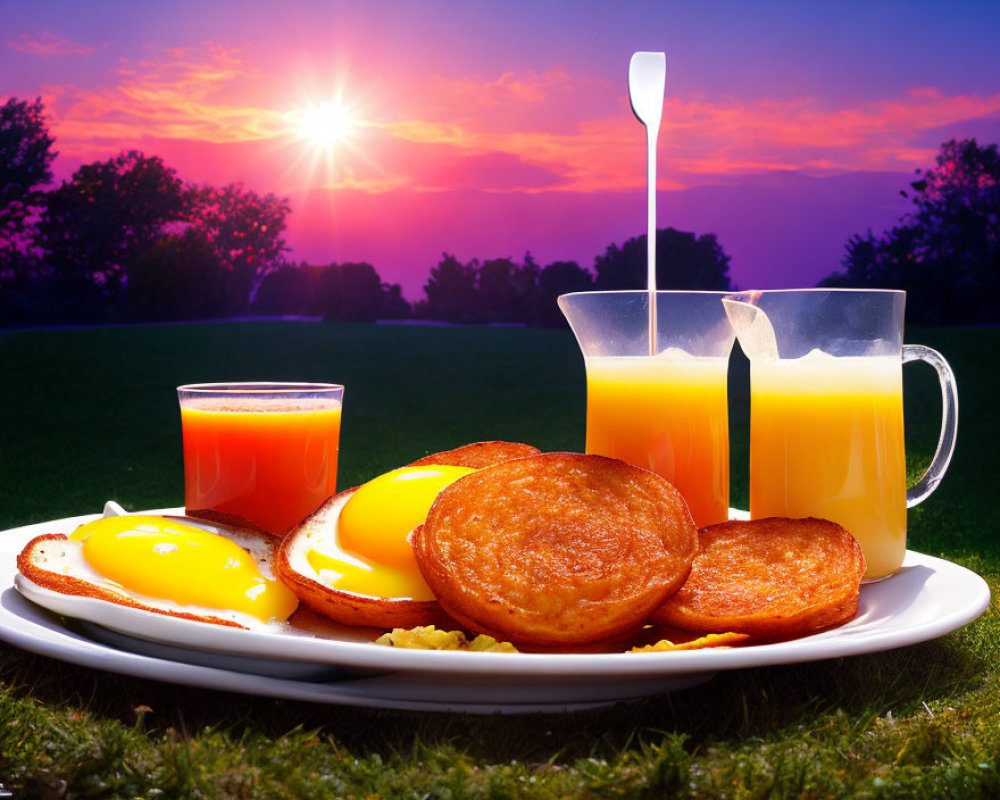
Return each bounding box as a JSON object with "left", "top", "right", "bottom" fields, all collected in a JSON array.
[
  {"left": 628, "top": 52, "right": 666, "bottom": 355},
  {"left": 628, "top": 52, "right": 666, "bottom": 129}
]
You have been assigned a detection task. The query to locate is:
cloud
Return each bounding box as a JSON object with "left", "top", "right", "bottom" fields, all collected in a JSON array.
[
  {"left": 661, "top": 89, "right": 1000, "bottom": 176},
  {"left": 44, "top": 43, "right": 291, "bottom": 157},
  {"left": 40, "top": 47, "right": 1000, "bottom": 198},
  {"left": 7, "top": 32, "right": 103, "bottom": 56},
  {"left": 383, "top": 72, "right": 1000, "bottom": 193},
  {"left": 399, "top": 66, "right": 616, "bottom": 137}
]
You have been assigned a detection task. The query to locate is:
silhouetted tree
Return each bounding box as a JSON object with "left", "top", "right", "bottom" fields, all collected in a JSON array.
[
  {"left": 594, "top": 227, "right": 734, "bottom": 291},
  {"left": 534, "top": 260, "right": 594, "bottom": 327},
  {"left": 303, "top": 263, "right": 332, "bottom": 316},
  {"left": 822, "top": 139, "right": 1000, "bottom": 324},
  {"left": 189, "top": 182, "right": 290, "bottom": 316},
  {"left": 253, "top": 261, "right": 390, "bottom": 321},
  {"left": 380, "top": 282, "right": 411, "bottom": 320},
  {"left": 320, "top": 261, "right": 383, "bottom": 322},
  {"left": 251, "top": 261, "right": 313, "bottom": 315},
  {"left": 509, "top": 251, "right": 541, "bottom": 324},
  {"left": 478, "top": 257, "right": 519, "bottom": 322},
  {"left": 422, "top": 252, "right": 483, "bottom": 323},
  {"left": 832, "top": 230, "right": 882, "bottom": 287},
  {"left": 1, "top": 98, "right": 56, "bottom": 288},
  {"left": 128, "top": 229, "right": 225, "bottom": 320},
  {"left": 0, "top": 97, "right": 58, "bottom": 323},
  {"left": 474, "top": 253, "right": 544, "bottom": 324},
  {"left": 36, "top": 151, "right": 189, "bottom": 320},
  {"left": 825, "top": 226, "right": 920, "bottom": 293}
]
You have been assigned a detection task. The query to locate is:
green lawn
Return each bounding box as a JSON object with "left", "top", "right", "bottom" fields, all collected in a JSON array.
[{"left": 1, "top": 321, "right": 997, "bottom": 799}]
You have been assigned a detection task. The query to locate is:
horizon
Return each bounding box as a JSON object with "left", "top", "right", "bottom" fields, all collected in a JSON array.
[{"left": 3, "top": 0, "right": 999, "bottom": 301}]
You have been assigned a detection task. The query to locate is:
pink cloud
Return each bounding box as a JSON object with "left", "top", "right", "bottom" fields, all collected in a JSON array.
[
  {"left": 42, "top": 43, "right": 290, "bottom": 158},
  {"left": 412, "top": 67, "right": 612, "bottom": 132},
  {"left": 7, "top": 32, "right": 103, "bottom": 57},
  {"left": 661, "top": 89, "right": 1000, "bottom": 176},
  {"left": 35, "top": 44, "right": 1000, "bottom": 202},
  {"left": 382, "top": 74, "right": 1000, "bottom": 193}
]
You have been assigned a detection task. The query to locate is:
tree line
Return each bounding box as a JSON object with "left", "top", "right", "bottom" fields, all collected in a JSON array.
[
  {"left": 252, "top": 226, "right": 733, "bottom": 327},
  {"left": 0, "top": 97, "right": 735, "bottom": 328},
  {"left": 1, "top": 98, "right": 297, "bottom": 325},
  {"left": 820, "top": 138, "right": 999, "bottom": 325},
  {"left": 2, "top": 96, "right": 997, "bottom": 327}
]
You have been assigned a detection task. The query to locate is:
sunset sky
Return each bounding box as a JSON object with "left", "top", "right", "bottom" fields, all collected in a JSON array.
[{"left": 4, "top": 0, "right": 999, "bottom": 299}]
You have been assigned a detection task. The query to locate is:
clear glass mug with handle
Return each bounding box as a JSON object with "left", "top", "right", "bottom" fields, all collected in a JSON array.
[
  {"left": 724, "top": 289, "right": 958, "bottom": 581},
  {"left": 558, "top": 290, "right": 741, "bottom": 528}
]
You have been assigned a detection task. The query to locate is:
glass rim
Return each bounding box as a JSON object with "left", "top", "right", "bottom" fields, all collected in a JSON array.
[
  {"left": 559, "top": 289, "right": 745, "bottom": 299},
  {"left": 177, "top": 382, "right": 343, "bottom": 395},
  {"left": 731, "top": 288, "right": 905, "bottom": 296},
  {"left": 559, "top": 288, "right": 905, "bottom": 299}
]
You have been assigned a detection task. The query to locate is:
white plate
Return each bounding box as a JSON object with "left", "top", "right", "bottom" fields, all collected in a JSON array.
[{"left": 1, "top": 508, "right": 991, "bottom": 713}]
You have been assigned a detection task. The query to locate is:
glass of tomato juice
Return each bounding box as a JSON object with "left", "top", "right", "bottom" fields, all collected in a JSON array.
[{"left": 177, "top": 382, "right": 344, "bottom": 536}]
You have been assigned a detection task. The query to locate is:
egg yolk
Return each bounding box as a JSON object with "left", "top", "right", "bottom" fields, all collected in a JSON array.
[
  {"left": 70, "top": 515, "right": 299, "bottom": 623},
  {"left": 306, "top": 548, "right": 436, "bottom": 601},
  {"left": 310, "top": 465, "right": 474, "bottom": 600}
]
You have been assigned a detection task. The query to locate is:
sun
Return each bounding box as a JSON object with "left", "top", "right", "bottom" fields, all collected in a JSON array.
[
  {"left": 294, "top": 101, "right": 357, "bottom": 146},
  {"left": 278, "top": 90, "right": 375, "bottom": 189}
]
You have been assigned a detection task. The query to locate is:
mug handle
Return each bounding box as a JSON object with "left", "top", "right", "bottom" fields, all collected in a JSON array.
[{"left": 903, "top": 344, "right": 959, "bottom": 508}]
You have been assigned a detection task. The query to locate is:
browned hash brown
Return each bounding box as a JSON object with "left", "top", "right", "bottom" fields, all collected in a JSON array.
[
  {"left": 413, "top": 452, "right": 698, "bottom": 647},
  {"left": 649, "top": 516, "right": 866, "bottom": 638},
  {"left": 408, "top": 441, "right": 541, "bottom": 469}
]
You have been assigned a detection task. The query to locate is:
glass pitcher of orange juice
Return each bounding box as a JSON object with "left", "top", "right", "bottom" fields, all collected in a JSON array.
[
  {"left": 726, "top": 289, "right": 958, "bottom": 581},
  {"left": 558, "top": 291, "right": 741, "bottom": 528}
]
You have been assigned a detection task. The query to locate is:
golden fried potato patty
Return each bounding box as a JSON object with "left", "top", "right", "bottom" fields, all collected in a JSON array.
[
  {"left": 414, "top": 452, "right": 698, "bottom": 646},
  {"left": 275, "top": 441, "right": 539, "bottom": 629},
  {"left": 409, "top": 441, "right": 541, "bottom": 469},
  {"left": 649, "top": 517, "right": 866, "bottom": 638}
]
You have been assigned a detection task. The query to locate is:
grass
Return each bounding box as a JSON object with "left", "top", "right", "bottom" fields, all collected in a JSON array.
[
  {"left": 0, "top": 322, "right": 589, "bottom": 526},
  {"left": 1, "top": 320, "right": 998, "bottom": 799}
]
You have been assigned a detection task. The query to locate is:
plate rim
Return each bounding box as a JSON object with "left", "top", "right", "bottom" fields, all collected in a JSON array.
[{"left": 2, "top": 507, "right": 992, "bottom": 681}]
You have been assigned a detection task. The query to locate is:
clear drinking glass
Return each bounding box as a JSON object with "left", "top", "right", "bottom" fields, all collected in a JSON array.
[
  {"left": 558, "top": 290, "right": 741, "bottom": 527},
  {"left": 177, "top": 382, "right": 344, "bottom": 536},
  {"left": 725, "top": 289, "right": 958, "bottom": 580}
]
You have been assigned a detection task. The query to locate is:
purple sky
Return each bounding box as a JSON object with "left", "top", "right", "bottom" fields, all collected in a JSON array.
[{"left": 3, "top": 0, "right": 999, "bottom": 298}]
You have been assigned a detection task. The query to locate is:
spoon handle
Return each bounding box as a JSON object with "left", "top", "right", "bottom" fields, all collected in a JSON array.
[{"left": 646, "top": 123, "right": 658, "bottom": 355}]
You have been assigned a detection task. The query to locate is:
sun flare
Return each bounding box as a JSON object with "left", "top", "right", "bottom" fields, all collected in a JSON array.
[
  {"left": 295, "top": 101, "right": 356, "bottom": 146},
  {"left": 278, "top": 88, "right": 376, "bottom": 189}
]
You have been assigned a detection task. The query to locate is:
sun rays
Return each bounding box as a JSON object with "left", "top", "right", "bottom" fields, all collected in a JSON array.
[{"left": 293, "top": 100, "right": 357, "bottom": 146}]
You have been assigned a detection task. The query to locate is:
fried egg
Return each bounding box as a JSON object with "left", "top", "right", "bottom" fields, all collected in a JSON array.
[
  {"left": 18, "top": 514, "right": 299, "bottom": 629},
  {"left": 277, "top": 465, "right": 475, "bottom": 628}
]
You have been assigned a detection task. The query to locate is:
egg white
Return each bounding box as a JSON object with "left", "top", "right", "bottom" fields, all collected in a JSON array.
[
  {"left": 282, "top": 491, "right": 374, "bottom": 592},
  {"left": 21, "top": 515, "right": 290, "bottom": 630}
]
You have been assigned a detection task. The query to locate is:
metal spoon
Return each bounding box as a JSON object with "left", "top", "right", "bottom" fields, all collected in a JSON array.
[{"left": 628, "top": 51, "right": 666, "bottom": 355}]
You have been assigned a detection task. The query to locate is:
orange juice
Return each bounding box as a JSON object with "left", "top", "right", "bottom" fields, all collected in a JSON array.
[
  {"left": 584, "top": 352, "right": 730, "bottom": 527},
  {"left": 181, "top": 398, "right": 342, "bottom": 536},
  {"left": 750, "top": 352, "right": 906, "bottom": 580}
]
